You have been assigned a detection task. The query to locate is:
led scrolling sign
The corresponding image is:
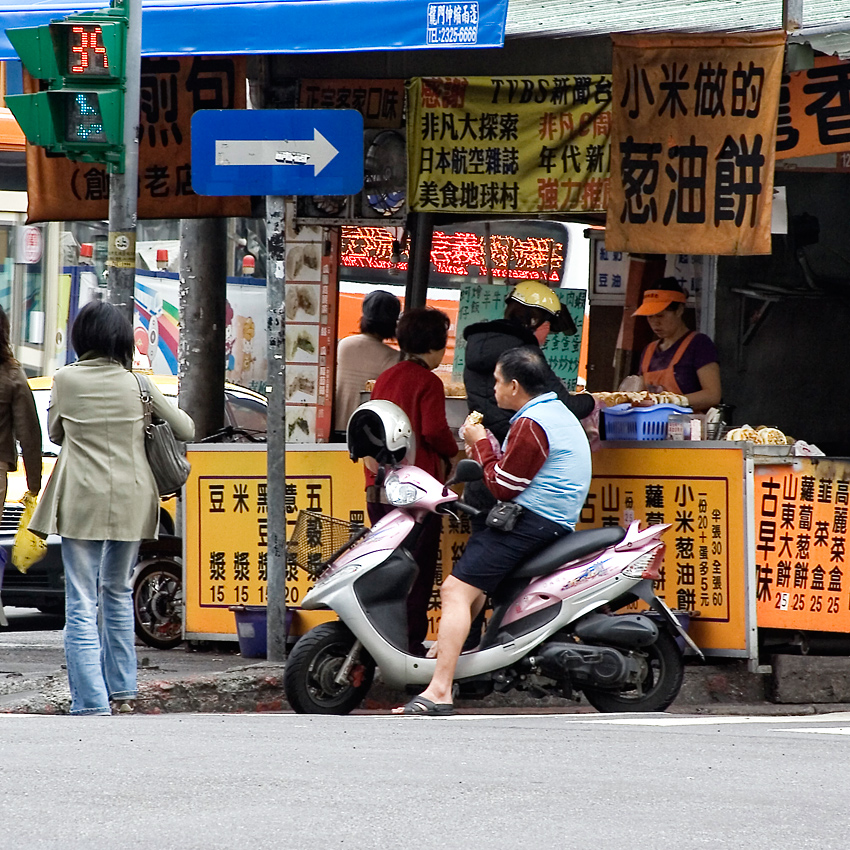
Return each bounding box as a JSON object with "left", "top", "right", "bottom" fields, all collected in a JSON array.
[{"left": 340, "top": 226, "right": 566, "bottom": 283}]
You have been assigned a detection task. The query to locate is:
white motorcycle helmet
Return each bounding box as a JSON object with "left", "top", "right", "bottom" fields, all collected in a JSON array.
[{"left": 346, "top": 400, "right": 416, "bottom": 468}]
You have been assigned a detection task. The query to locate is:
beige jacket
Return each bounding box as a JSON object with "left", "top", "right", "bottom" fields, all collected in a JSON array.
[
  {"left": 333, "top": 334, "right": 399, "bottom": 431},
  {"left": 30, "top": 359, "right": 195, "bottom": 541},
  {"left": 0, "top": 361, "right": 42, "bottom": 492}
]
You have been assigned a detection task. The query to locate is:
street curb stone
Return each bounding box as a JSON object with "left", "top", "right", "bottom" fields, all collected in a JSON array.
[{"left": 2, "top": 659, "right": 848, "bottom": 715}]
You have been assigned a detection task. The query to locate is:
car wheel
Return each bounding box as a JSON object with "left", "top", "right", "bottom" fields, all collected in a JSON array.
[{"left": 132, "top": 558, "right": 183, "bottom": 650}]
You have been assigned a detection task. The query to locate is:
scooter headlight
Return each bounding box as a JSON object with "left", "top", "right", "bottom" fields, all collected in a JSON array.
[{"left": 384, "top": 474, "right": 422, "bottom": 507}]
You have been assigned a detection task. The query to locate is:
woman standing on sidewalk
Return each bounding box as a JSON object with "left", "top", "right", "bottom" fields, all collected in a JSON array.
[{"left": 30, "top": 301, "right": 195, "bottom": 716}]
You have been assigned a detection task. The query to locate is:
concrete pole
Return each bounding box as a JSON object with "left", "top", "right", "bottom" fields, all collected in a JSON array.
[
  {"left": 265, "top": 196, "right": 287, "bottom": 662},
  {"left": 106, "top": 0, "right": 141, "bottom": 321},
  {"left": 405, "top": 212, "right": 433, "bottom": 309},
  {"left": 178, "top": 218, "right": 226, "bottom": 438}
]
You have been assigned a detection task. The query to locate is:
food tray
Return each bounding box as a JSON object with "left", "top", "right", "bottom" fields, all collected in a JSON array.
[
  {"left": 752, "top": 444, "right": 793, "bottom": 457},
  {"left": 603, "top": 403, "right": 693, "bottom": 441}
]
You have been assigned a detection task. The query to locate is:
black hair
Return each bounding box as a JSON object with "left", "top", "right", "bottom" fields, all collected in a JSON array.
[
  {"left": 396, "top": 307, "right": 450, "bottom": 355},
  {"left": 71, "top": 300, "right": 135, "bottom": 369},
  {"left": 496, "top": 346, "right": 550, "bottom": 396},
  {"left": 503, "top": 299, "right": 551, "bottom": 331},
  {"left": 0, "top": 304, "right": 15, "bottom": 366},
  {"left": 654, "top": 277, "right": 687, "bottom": 314},
  {"left": 360, "top": 290, "right": 401, "bottom": 339}
]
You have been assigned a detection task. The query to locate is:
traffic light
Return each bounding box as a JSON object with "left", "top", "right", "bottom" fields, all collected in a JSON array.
[{"left": 5, "top": 10, "right": 127, "bottom": 169}]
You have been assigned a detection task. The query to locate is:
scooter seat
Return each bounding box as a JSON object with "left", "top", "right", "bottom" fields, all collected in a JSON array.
[{"left": 511, "top": 526, "right": 627, "bottom": 579}]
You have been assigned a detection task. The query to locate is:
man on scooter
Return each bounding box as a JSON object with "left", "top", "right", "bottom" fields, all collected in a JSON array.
[{"left": 395, "top": 345, "right": 592, "bottom": 716}]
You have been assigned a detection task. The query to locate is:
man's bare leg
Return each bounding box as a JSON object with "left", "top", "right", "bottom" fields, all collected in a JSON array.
[
  {"left": 426, "top": 592, "right": 487, "bottom": 659},
  {"left": 395, "top": 576, "right": 484, "bottom": 709}
]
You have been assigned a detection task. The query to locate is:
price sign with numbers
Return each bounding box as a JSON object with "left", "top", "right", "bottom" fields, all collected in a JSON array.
[
  {"left": 577, "top": 444, "right": 752, "bottom": 656},
  {"left": 756, "top": 459, "right": 850, "bottom": 632}
]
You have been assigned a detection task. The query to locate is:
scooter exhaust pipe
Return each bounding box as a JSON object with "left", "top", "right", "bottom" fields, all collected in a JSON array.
[{"left": 531, "top": 642, "right": 632, "bottom": 686}]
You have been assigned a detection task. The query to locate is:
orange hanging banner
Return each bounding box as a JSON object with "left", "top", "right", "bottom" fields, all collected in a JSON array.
[
  {"left": 607, "top": 32, "right": 786, "bottom": 256},
  {"left": 777, "top": 56, "right": 850, "bottom": 160}
]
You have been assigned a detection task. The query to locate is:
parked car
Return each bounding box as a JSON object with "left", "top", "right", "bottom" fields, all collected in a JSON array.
[{"left": 0, "top": 374, "right": 267, "bottom": 649}]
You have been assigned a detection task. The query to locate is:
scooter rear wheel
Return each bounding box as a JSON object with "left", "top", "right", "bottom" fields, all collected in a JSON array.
[
  {"left": 582, "top": 630, "right": 684, "bottom": 713},
  {"left": 284, "top": 622, "right": 376, "bottom": 715}
]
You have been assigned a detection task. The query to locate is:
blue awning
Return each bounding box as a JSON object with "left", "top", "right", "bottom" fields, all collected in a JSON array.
[{"left": 0, "top": 0, "right": 508, "bottom": 60}]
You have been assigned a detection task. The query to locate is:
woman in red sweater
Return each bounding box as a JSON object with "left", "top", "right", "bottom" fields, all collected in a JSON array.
[{"left": 367, "top": 307, "right": 458, "bottom": 655}]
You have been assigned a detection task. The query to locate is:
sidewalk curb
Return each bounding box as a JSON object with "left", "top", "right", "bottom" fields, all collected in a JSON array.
[{"left": 2, "top": 659, "right": 850, "bottom": 716}]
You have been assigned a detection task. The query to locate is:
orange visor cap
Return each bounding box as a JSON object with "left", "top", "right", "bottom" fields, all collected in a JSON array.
[{"left": 632, "top": 289, "right": 687, "bottom": 316}]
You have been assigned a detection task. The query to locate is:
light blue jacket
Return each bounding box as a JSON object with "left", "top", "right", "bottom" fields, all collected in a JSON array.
[{"left": 510, "top": 392, "right": 591, "bottom": 530}]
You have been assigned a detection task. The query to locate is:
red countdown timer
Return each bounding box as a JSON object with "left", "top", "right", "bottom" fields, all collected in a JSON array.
[{"left": 68, "top": 24, "right": 110, "bottom": 76}]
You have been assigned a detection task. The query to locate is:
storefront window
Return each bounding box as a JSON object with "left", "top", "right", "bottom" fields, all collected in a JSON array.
[
  {"left": 0, "top": 224, "right": 13, "bottom": 312},
  {"left": 21, "top": 255, "right": 44, "bottom": 347}
]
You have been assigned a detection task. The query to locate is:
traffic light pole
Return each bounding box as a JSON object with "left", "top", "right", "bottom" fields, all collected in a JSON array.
[{"left": 106, "top": 0, "right": 142, "bottom": 320}]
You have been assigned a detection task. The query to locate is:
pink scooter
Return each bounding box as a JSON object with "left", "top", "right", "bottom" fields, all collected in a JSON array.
[{"left": 284, "top": 407, "right": 702, "bottom": 715}]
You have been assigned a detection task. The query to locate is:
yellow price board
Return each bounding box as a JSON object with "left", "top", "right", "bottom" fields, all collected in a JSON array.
[
  {"left": 184, "top": 445, "right": 366, "bottom": 639},
  {"left": 578, "top": 444, "right": 753, "bottom": 656},
  {"left": 184, "top": 445, "right": 469, "bottom": 642}
]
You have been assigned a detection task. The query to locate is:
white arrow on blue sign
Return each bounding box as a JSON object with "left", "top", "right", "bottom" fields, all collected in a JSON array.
[{"left": 191, "top": 109, "right": 365, "bottom": 197}]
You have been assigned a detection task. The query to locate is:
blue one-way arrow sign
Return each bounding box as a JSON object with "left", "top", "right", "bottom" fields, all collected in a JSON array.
[{"left": 191, "top": 109, "right": 364, "bottom": 197}]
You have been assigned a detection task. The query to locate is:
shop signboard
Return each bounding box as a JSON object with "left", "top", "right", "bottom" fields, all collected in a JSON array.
[
  {"left": 777, "top": 57, "right": 850, "bottom": 161},
  {"left": 577, "top": 446, "right": 753, "bottom": 656},
  {"left": 607, "top": 33, "right": 785, "bottom": 256},
  {"left": 755, "top": 458, "right": 850, "bottom": 633},
  {"left": 299, "top": 79, "right": 405, "bottom": 130},
  {"left": 283, "top": 212, "right": 339, "bottom": 444},
  {"left": 407, "top": 75, "right": 612, "bottom": 214},
  {"left": 453, "top": 284, "right": 585, "bottom": 389},
  {"left": 24, "top": 55, "right": 252, "bottom": 223},
  {"left": 184, "top": 445, "right": 469, "bottom": 641}
]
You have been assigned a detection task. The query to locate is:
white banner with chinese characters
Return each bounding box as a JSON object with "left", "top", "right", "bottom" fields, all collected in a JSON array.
[{"left": 607, "top": 32, "right": 786, "bottom": 256}]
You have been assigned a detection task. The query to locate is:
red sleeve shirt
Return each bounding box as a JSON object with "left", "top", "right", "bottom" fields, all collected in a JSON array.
[
  {"left": 470, "top": 416, "right": 549, "bottom": 501},
  {"left": 369, "top": 360, "right": 458, "bottom": 484}
]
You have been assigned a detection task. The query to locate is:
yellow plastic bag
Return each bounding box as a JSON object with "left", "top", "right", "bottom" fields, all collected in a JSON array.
[{"left": 12, "top": 492, "right": 47, "bottom": 573}]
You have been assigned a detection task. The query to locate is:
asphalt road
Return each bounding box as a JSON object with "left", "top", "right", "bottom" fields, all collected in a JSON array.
[{"left": 2, "top": 711, "right": 849, "bottom": 849}]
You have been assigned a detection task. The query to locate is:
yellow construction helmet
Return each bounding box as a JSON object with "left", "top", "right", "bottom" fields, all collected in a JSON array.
[{"left": 507, "top": 281, "right": 576, "bottom": 335}]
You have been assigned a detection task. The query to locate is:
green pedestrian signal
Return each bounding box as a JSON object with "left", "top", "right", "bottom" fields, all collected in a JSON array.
[{"left": 5, "top": 11, "right": 128, "bottom": 170}]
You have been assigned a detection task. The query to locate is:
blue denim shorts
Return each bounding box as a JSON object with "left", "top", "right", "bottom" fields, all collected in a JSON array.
[{"left": 450, "top": 508, "right": 569, "bottom": 594}]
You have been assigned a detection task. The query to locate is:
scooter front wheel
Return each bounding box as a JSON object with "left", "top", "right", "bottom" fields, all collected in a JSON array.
[
  {"left": 582, "top": 631, "right": 684, "bottom": 713},
  {"left": 284, "top": 622, "right": 376, "bottom": 715}
]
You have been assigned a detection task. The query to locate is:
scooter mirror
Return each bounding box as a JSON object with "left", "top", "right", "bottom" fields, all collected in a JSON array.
[{"left": 447, "top": 459, "right": 484, "bottom": 486}]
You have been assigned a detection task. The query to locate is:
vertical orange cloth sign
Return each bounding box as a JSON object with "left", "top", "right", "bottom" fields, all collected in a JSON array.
[{"left": 607, "top": 32, "right": 786, "bottom": 256}]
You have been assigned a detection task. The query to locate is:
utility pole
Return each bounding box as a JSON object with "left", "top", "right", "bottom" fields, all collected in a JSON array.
[
  {"left": 178, "top": 219, "right": 227, "bottom": 437},
  {"left": 265, "top": 196, "right": 287, "bottom": 662},
  {"left": 106, "top": 0, "right": 142, "bottom": 320}
]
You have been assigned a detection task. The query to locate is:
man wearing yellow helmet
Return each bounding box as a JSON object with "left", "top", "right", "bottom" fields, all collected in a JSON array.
[
  {"left": 463, "top": 280, "right": 589, "bottom": 447},
  {"left": 459, "top": 281, "right": 591, "bottom": 651}
]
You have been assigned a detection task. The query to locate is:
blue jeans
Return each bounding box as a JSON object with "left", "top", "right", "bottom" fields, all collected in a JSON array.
[{"left": 62, "top": 538, "right": 140, "bottom": 716}]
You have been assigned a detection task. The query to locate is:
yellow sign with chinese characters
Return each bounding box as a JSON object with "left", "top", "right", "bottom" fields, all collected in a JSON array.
[
  {"left": 607, "top": 32, "right": 785, "bottom": 255},
  {"left": 408, "top": 76, "right": 612, "bottom": 214},
  {"left": 577, "top": 445, "right": 751, "bottom": 655},
  {"left": 184, "top": 445, "right": 469, "bottom": 641}
]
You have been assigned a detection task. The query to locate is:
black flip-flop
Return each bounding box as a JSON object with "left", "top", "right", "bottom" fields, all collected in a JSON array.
[{"left": 400, "top": 696, "right": 455, "bottom": 716}]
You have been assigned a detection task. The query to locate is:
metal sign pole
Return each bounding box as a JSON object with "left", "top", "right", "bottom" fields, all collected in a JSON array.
[
  {"left": 106, "top": 0, "right": 141, "bottom": 318},
  {"left": 265, "top": 195, "right": 287, "bottom": 662}
]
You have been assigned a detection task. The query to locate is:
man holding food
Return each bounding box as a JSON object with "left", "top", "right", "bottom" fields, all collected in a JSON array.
[{"left": 395, "top": 346, "right": 591, "bottom": 715}]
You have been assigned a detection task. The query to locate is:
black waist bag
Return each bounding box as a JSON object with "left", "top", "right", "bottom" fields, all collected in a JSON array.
[{"left": 485, "top": 501, "right": 523, "bottom": 532}]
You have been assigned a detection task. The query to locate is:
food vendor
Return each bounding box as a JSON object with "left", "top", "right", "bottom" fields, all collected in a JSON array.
[{"left": 633, "top": 278, "right": 722, "bottom": 413}]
